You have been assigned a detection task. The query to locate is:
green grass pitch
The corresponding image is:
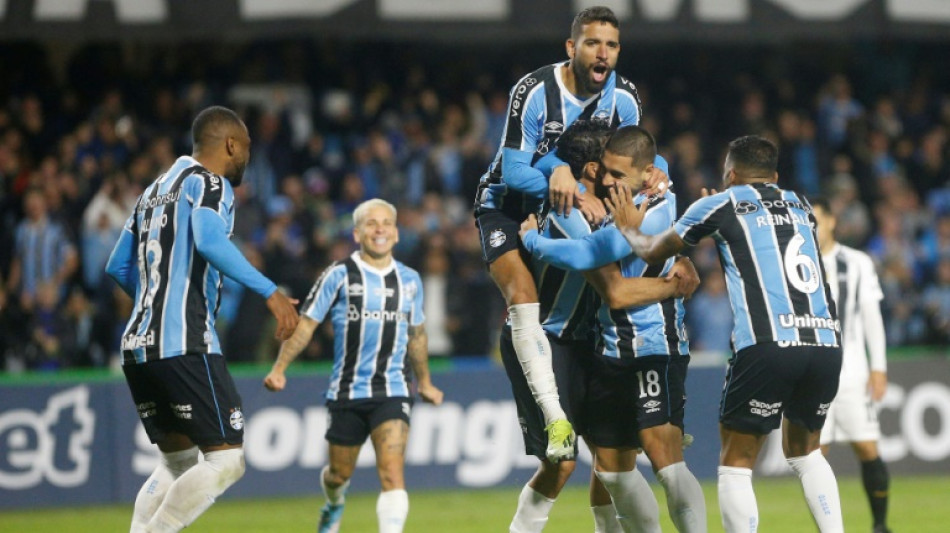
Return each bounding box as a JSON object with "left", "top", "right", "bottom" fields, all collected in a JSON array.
[{"left": 2, "top": 475, "right": 947, "bottom": 532}]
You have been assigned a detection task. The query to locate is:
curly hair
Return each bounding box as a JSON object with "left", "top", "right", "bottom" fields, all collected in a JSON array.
[{"left": 555, "top": 119, "right": 614, "bottom": 179}]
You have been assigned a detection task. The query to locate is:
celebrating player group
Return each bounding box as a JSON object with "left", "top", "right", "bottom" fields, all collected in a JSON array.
[{"left": 107, "top": 5, "right": 889, "bottom": 533}]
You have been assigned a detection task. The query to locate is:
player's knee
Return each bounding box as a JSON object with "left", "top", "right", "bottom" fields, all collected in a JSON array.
[
  {"left": 203, "top": 448, "right": 245, "bottom": 487},
  {"left": 540, "top": 457, "right": 576, "bottom": 480},
  {"left": 377, "top": 467, "right": 405, "bottom": 491},
  {"left": 326, "top": 465, "right": 353, "bottom": 486}
]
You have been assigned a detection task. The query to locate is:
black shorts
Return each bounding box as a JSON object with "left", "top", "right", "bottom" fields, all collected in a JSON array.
[
  {"left": 585, "top": 354, "right": 689, "bottom": 448},
  {"left": 720, "top": 342, "right": 842, "bottom": 434},
  {"left": 122, "top": 353, "right": 244, "bottom": 447},
  {"left": 325, "top": 397, "right": 413, "bottom": 446},
  {"left": 500, "top": 325, "right": 592, "bottom": 459},
  {"left": 475, "top": 208, "right": 528, "bottom": 265}
]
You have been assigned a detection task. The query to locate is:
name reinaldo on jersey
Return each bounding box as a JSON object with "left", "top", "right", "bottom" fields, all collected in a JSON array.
[{"left": 346, "top": 304, "right": 407, "bottom": 323}]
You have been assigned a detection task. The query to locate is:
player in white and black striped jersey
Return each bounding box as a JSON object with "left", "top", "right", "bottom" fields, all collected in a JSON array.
[{"left": 813, "top": 198, "right": 892, "bottom": 533}]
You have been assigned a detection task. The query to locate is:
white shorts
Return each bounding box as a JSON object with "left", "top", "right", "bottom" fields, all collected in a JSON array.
[{"left": 820, "top": 386, "right": 881, "bottom": 445}]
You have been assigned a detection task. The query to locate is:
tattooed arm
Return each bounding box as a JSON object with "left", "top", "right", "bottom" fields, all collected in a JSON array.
[
  {"left": 263, "top": 316, "right": 319, "bottom": 392},
  {"left": 407, "top": 323, "right": 444, "bottom": 405}
]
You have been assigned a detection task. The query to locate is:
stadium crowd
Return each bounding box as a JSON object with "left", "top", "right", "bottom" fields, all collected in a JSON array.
[{"left": 0, "top": 40, "right": 948, "bottom": 371}]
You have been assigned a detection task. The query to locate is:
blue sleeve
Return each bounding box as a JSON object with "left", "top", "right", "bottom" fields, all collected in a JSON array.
[
  {"left": 534, "top": 150, "right": 570, "bottom": 180},
  {"left": 673, "top": 193, "right": 732, "bottom": 246},
  {"left": 654, "top": 154, "right": 669, "bottom": 175},
  {"left": 614, "top": 74, "right": 642, "bottom": 126},
  {"left": 105, "top": 220, "right": 138, "bottom": 297},
  {"left": 410, "top": 272, "right": 425, "bottom": 326},
  {"left": 301, "top": 265, "right": 346, "bottom": 323},
  {"left": 524, "top": 225, "right": 632, "bottom": 271},
  {"left": 192, "top": 208, "right": 277, "bottom": 298},
  {"left": 502, "top": 148, "right": 549, "bottom": 198}
]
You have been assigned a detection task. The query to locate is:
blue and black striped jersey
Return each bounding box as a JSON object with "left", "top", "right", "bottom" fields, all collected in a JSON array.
[
  {"left": 598, "top": 193, "right": 689, "bottom": 359},
  {"left": 119, "top": 156, "right": 235, "bottom": 363},
  {"left": 532, "top": 208, "right": 600, "bottom": 342},
  {"left": 475, "top": 62, "right": 641, "bottom": 216},
  {"left": 303, "top": 253, "right": 424, "bottom": 401},
  {"left": 674, "top": 183, "right": 839, "bottom": 352}
]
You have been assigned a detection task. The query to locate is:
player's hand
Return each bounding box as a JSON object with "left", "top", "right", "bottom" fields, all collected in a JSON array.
[
  {"left": 267, "top": 290, "right": 300, "bottom": 341},
  {"left": 701, "top": 187, "right": 719, "bottom": 198},
  {"left": 667, "top": 256, "right": 700, "bottom": 299},
  {"left": 263, "top": 370, "right": 286, "bottom": 392},
  {"left": 576, "top": 188, "right": 607, "bottom": 225},
  {"left": 549, "top": 165, "right": 578, "bottom": 216},
  {"left": 643, "top": 165, "right": 671, "bottom": 197},
  {"left": 868, "top": 371, "right": 887, "bottom": 402},
  {"left": 605, "top": 183, "right": 648, "bottom": 232},
  {"left": 519, "top": 214, "right": 539, "bottom": 240},
  {"left": 418, "top": 381, "right": 444, "bottom": 405}
]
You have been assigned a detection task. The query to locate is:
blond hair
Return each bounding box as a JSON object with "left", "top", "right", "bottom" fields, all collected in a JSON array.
[{"left": 353, "top": 198, "right": 397, "bottom": 227}]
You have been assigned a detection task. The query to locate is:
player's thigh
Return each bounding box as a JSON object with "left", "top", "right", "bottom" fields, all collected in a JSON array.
[
  {"left": 370, "top": 418, "right": 409, "bottom": 490},
  {"left": 134, "top": 354, "right": 245, "bottom": 448},
  {"left": 583, "top": 356, "right": 642, "bottom": 449},
  {"left": 820, "top": 386, "right": 881, "bottom": 447},
  {"left": 477, "top": 209, "right": 537, "bottom": 305},
  {"left": 785, "top": 345, "right": 842, "bottom": 433},
  {"left": 634, "top": 355, "right": 688, "bottom": 469},
  {"left": 719, "top": 343, "right": 799, "bottom": 435}
]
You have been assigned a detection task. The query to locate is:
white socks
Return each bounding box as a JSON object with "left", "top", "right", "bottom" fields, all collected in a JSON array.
[
  {"left": 594, "top": 469, "right": 661, "bottom": 533},
  {"left": 321, "top": 465, "right": 350, "bottom": 505},
  {"left": 130, "top": 447, "right": 199, "bottom": 532},
  {"left": 509, "top": 485, "right": 556, "bottom": 533},
  {"left": 147, "top": 448, "right": 246, "bottom": 533},
  {"left": 377, "top": 489, "right": 409, "bottom": 533},
  {"left": 787, "top": 450, "right": 844, "bottom": 532},
  {"left": 718, "top": 466, "right": 757, "bottom": 533},
  {"left": 656, "top": 462, "right": 707, "bottom": 533},
  {"left": 509, "top": 304, "right": 565, "bottom": 424},
  {"left": 591, "top": 504, "right": 623, "bottom": 533}
]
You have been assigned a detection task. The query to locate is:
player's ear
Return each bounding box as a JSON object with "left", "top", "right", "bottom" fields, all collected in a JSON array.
[
  {"left": 565, "top": 38, "right": 575, "bottom": 59},
  {"left": 583, "top": 161, "right": 598, "bottom": 180},
  {"left": 225, "top": 136, "right": 235, "bottom": 157},
  {"left": 770, "top": 171, "right": 779, "bottom": 183}
]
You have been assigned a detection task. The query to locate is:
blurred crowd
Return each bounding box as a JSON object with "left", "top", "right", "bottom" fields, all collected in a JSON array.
[{"left": 0, "top": 40, "right": 948, "bottom": 372}]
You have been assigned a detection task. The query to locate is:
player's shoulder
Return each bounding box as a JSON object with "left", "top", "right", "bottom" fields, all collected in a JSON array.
[
  {"left": 545, "top": 208, "right": 592, "bottom": 239},
  {"left": 838, "top": 244, "right": 876, "bottom": 268},
  {"left": 614, "top": 72, "right": 640, "bottom": 96},
  {"left": 395, "top": 260, "right": 422, "bottom": 280},
  {"left": 513, "top": 64, "right": 556, "bottom": 90}
]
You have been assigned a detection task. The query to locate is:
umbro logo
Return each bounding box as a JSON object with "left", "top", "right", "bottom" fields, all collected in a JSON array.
[
  {"left": 643, "top": 400, "right": 662, "bottom": 413},
  {"left": 348, "top": 283, "right": 363, "bottom": 296}
]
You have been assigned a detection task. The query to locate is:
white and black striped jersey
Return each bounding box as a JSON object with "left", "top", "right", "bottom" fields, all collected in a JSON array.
[{"left": 821, "top": 243, "right": 886, "bottom": 390}]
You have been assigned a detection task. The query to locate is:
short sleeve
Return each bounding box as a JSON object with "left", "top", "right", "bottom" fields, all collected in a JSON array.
[
  {"left": 503, "top": 76, "right": 546, "bottom": 152},
  {"left": 302, "top": 265, "right": 346, "bottom": 323},
  {"left": 859, "top": 254, "right": 885, "bottom": 303},
  {"left": 185, "top": 171, "right": 232, "bottom": 222},
  {"left": 409, "top": 273, "right": 425, "bottom": 327},
  {"left": 674, "top": 194, "right": 732, "bottom": 246}
]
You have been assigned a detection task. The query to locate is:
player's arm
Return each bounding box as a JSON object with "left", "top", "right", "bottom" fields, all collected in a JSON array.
[
  {"left": 105, "top": 215, "right": 138, "bottom": 297},
  {"left": 861, "top": 256, "right": 888, "bottom": 401},
  {"left": 263, "top": 316, "right": 318, "bottom": 392},
  {"left": 585, "top": 256, "right": 700, "bottom": 309},
  {"left": 407, "top": 323, "right": 443, "bottom": 405},
  {"left": 607, "top": 185, "right": 686, "bottom": 264},
  {"left": 520, "top": 217, "right": 631, "bottom": 271}
]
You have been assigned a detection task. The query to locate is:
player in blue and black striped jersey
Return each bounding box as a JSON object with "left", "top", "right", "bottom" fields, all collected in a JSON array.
[
  {"left": 608, "top": 135, "right": 845, "bottom": 532},
  {"left": 264, "top": 199, "right": 443, "bottom": 533},
  {"left": 522, "top": 125, "right": 707, "bottom": 533},
  {"left": 473, "top": 5, "right": 643, "bottom": 481},
  {"left": 105, "top": 106, "right": 300, "bottom": 533}
]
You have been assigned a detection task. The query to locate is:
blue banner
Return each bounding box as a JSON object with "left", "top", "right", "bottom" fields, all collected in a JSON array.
[{"left": 1, "top": 358, "right": 947, "bottom": 509}]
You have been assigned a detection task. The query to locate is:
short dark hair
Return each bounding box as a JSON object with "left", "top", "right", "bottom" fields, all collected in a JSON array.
[
  {"left": 555, "top": 119, "right": 614, "bottom": 178},
  {"left": 192, "top": 106, "right": 243, "bottom": 150},
  {"left": 808, "top": 195, "right": 832, "bottom": 214},
  {"left": 604, "top": 125, "right": 656, "bottom": 169},
  {"left": 571, "top": 6, "right": 619, "bottom": 40},
  {"left": 727, "top": 135, "right": 778, "bottom": 179}
]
